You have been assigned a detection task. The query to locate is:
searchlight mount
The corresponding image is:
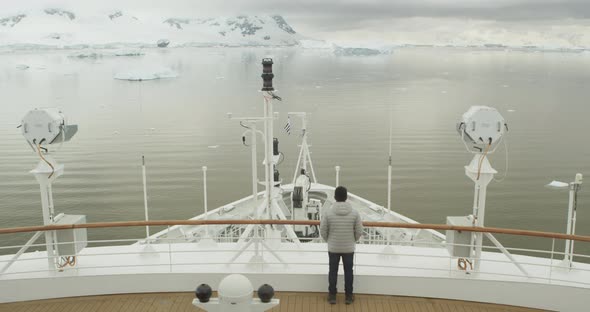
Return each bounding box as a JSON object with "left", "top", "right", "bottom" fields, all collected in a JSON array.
[
  {"left": 20, "top": 108, "right": 78, "bottom": 270},
  {"left": 457, "top": 106, "right": 509, "bottom": 271}
]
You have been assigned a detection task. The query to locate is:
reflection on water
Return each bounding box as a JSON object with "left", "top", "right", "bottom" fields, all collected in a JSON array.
[{"left": 0, "top": 47, "right": 589, "bottom": 253}]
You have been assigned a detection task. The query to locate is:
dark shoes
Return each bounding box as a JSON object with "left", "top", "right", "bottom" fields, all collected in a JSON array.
[
  {"left": 328, "top": 293, "right": 336, "bottom": 304},
  {"left": 327, "top": 293, "right": 354, "bottom": 305},
  {"left": 345, "top": 294, "right": 354, "bottom": 305}
]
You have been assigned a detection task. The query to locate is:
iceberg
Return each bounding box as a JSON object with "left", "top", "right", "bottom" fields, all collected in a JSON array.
[
  {"left": 299, "top": 39, "right": 332, "bottom": 49},
  {"left": 68, "top": 49, "right": 144, "bottom": 58},
  {"left": 114, "top": 67, "right": 178, "bottom": 81},
  {"left": 113, "top": 50, "right": 144, "bottom": 57},
  {"left": 333, "top": 46, "right": 382, "bottom": 56},
  {"left": 546, "top": 181, "right": 569, "bottom": 189},
  {"left": 16, "top": 64, "right": 30, "bottom": 70},
  {"left": 68, "top": 51, "right": 102, "bottom": 59}
]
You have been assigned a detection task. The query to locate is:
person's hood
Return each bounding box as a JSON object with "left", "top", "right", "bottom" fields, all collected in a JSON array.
[{"left": 332, "top": 201, "right": 352, "bottom": 216}]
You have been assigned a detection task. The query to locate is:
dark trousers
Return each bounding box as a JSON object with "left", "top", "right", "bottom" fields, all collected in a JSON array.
[{"left": 328, "top": 252, "right": 354, "bottom": 295}]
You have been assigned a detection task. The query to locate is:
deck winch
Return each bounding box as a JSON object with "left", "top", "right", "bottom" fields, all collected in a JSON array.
[{"left": 193, "top": 274, "right": 279, "bottom": 311}]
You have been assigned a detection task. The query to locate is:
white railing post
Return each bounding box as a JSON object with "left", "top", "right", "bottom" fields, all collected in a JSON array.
[
  {"left": 549, "top": 238, "right": 555, "bottom": 283},
  {"left": 335, "top": 166, "right": 340, "bottom": 186}
]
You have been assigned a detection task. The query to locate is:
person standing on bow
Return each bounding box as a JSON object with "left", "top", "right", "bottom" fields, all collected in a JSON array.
[{"left": 320, "top": 186, "right": 364, "bottom": 305}]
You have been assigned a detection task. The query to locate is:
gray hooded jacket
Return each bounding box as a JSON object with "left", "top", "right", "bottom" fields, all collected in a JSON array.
[{"left": 320, "top": 201, "right": 363, "bottom": 253}]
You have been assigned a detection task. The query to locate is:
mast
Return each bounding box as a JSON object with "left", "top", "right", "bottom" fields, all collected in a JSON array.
[
  {"left": 290, "top": 112, "right": 318, "bottom": 185},
  {"left": 261, "top": 58, "right": 276, "bottom": 217}
]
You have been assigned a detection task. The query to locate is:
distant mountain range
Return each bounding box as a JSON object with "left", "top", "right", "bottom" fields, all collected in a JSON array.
[
  {"left": 0, "top": 9, "right": 301, "bottom": 48},
  {"left": 1, "top": 8, "right": 588, "bottom": 52}
]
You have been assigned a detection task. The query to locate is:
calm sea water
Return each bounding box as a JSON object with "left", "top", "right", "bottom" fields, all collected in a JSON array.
[{"left": 1, "top": 47, "right": 589, "bottom": 253}]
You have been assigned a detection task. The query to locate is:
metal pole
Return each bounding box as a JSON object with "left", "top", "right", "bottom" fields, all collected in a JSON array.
[
  {"left": 306, "top": 148, "right": 318, "bottom": 184},
  {"left": 251, "top": 123, "right": 258, "bottom": 206},
  {"left": 302, "top": 116, "right": 308, "bottom": 173},
  {"left": 570, "top": 208, "right": 577, "bottom": 268},
  {"left": 335, "top": 166, "right": 340, "bottom": 186},
  {"left": 564, "top": 183, "right": 574, "bottom": 262},
  {"left": 292, "top": 143, "right": 304, "bottom": 185},
  {"left": 38, "top": 180, "right": 55, "bottom": 270},
  {"left": 202, "top": 166, "right": 209, "bottom": 238},
  {"left": 568, "top": 173, "right": 583, "bottom": 267},
  {"left": 387, "top": 108, "right": 393, "bottom": 211},
  {"left": 474, "top": 181, "right": 487, "bottom": 271},
  {"left": 264, "top": 95, "right": 274, "bottom": 219},
  {"left": 203, "top": 166, "right": 208, "bottom": 219},
  {"left": 142, "top": 156, "right": 150, "bottom": 239},
  {"left": 467, "top": 154, "right": 493, "bottom": 271},
  {"left": 302, "top": 115, "right": 318, "bottom": 183}
]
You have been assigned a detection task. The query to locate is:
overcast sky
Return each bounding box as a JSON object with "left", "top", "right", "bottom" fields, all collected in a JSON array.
[
  {"left": 3, "top": 0, "right": 590, "bottom": 45},
  {"left": 6, "top": 0, "right": 590, "bottom": 20}
]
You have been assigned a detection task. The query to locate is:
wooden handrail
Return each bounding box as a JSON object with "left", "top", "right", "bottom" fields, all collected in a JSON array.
[{"left": 0, "top": 220, "right": 589, "bottom": 243}]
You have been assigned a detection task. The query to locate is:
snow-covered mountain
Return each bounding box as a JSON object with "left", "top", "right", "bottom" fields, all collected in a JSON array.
[{"left": 0, "top": 9, "right": 301, "bottom": 48}]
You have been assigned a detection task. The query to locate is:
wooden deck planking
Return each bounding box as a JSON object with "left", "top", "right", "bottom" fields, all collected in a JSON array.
[{"left": 0, "top": 292, "right": 548, "bottom": 312}]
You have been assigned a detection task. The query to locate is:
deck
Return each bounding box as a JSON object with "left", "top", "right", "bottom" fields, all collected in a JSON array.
[{"left": 0, "top": 292, "right": 545, "bottom": 312}]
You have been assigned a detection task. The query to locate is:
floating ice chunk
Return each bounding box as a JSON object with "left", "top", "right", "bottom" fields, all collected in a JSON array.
[
  {"left": 16, "top": 64, "right": 29, "bottom": 70},
  {"left": 114, "top": 67, "right": 178, "bottom": 81},
  {"left": 546, "top": 180, "right": 569, "bottom": 189},
  {"left": 215, "top": 76, "right": 225, "bottom": 80},
  {"left": 68, "top": 51, "right": 101, "bottom": 59},
  {"left": 507, "top": 109, "right": 516, "bottom": 112},
  {"left": 333, "top": 46, "right": 381, "bottom": 56},
  {"left": 208, "top": 145, "right": 219, "bottom": 149},
  {"left": 113, "top": 50, "right": 144, "bottom": 57},
  {"left": 113, "top": 131, "right": 120, "bottom": 135},
  {"left": 69, "top": 49, "right": 144, "bottom": 58}
]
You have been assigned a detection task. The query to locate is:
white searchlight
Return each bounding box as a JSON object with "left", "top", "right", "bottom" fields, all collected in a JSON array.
[
  {"left": 453, "top": 106, "right": 510, "bottom": 272},
  {"left": 193, "top": 274, "right": 279, "bottom": 312},
  {"left": 457, "top": 105, "right": 507, "bottom": 154},
  {"left": 21, "top": 108, "right": 78, "bottom": 150},
  {"left": 19, "top": 108, "right": 82, "bottom": 272}
]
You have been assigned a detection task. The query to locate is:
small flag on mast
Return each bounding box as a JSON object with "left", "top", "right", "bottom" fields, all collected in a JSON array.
[{"left": 284, "top": 117, "right": 292, "bottom": 135}]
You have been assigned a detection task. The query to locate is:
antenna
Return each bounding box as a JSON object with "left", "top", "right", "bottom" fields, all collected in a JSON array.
[{"left": 387, "top": 106, "right": 393, "bottom": 211}]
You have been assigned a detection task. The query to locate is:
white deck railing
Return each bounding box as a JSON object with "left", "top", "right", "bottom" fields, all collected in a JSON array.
[{"left": 0, "top": 220, "right": 589, "bottom": 289}]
